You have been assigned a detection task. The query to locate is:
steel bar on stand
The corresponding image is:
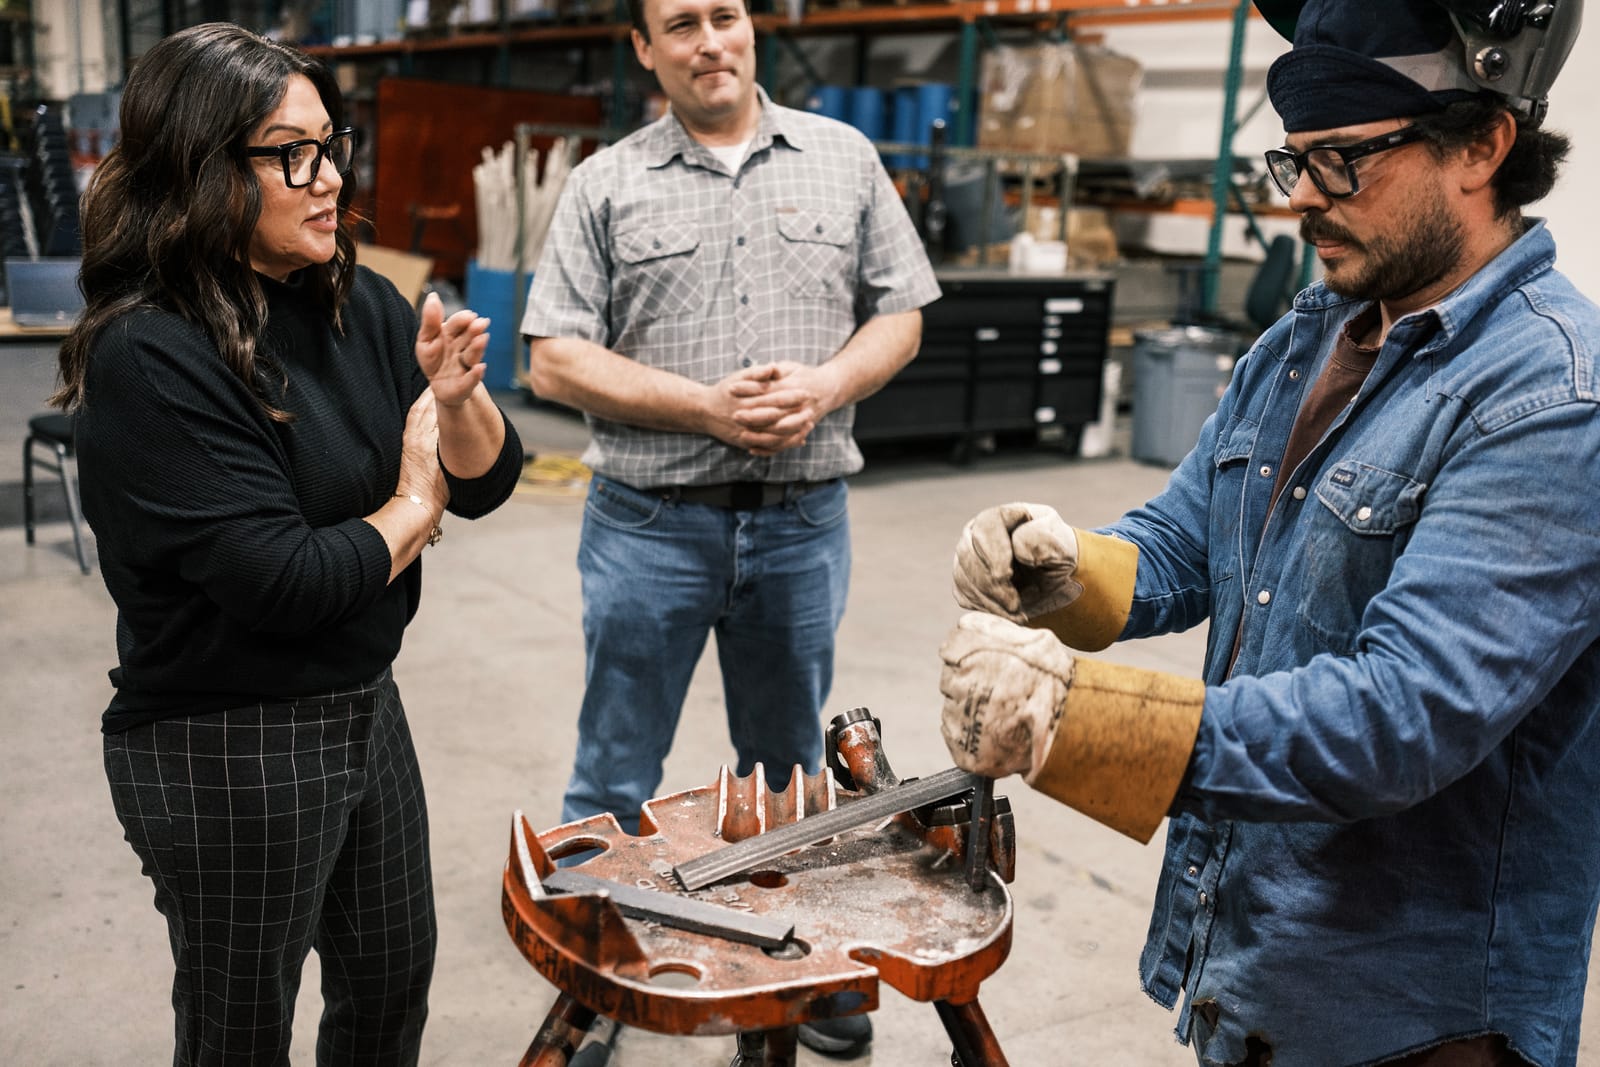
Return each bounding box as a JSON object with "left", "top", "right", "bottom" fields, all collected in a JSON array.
[
  {"left": 672, "top": 766, "right": 974, "bottom": 891},
  {"left": 541, "top": 869, "right": 794, "bottom": 948}
]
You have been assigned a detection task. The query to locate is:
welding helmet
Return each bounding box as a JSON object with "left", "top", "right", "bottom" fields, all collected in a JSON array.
[{"left": 1258, "top": 0, "right": 1583, "bottom": 129}]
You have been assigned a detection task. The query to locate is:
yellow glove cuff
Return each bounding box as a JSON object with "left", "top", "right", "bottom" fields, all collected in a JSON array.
[
  {"left": 1027, "top": 530, "right": 1139, "bottom": 652},
  {"left": 1026, "top": 658, "right": 1204, "bottom": 843}
]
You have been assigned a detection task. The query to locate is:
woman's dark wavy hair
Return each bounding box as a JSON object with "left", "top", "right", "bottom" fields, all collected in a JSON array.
[
  {"left": 53, "top": 22, "right": 357, "bottom": 418},
  {"left": 1414, "top": 97, "right": 1570, "bottom": 220}
]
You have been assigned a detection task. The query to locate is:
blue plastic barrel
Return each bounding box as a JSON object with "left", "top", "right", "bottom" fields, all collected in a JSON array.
[
  {"left": 847, "top": 86, "right": 886, "bottom": 141},
  {"left": 804, "top": 84, "right": 849, "bottom": 123},
  {"left": 889, "top": 82, "right": 955, "bottom": 168},
  {"left": 464, "top": 259, "right": 522, "bottom": 392},
  {"left": 890, "top": 85, "right": 919, "bottom": 168},
  {"left": 916, "top": 82, "right": 956, "bottom": 143}
]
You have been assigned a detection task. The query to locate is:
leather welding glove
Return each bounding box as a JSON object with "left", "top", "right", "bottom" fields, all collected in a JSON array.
[
  {"left": 954, "top": 502, "right": 1080, "bottom": 618},
  {"left": 952, "top": 503, "right": 1141, "bottom": 652},
  {"left": 939, "top": 612, "right": 1204, "bottom": 843}
]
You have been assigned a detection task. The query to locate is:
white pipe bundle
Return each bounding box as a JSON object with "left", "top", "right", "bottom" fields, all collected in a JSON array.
[
  {"left": 472, "top": 136, "right": 576, "bottom": 274},
  {"left": 472, "top": 141, "right": 521, "bottom": 272},
  {"left": 521, "top": 136, "right": 575, "bottom": 274}
]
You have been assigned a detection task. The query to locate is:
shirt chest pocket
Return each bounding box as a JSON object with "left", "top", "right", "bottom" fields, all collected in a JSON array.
[
  {"left": 777, "top": 209, "right": 855, "bottom": 300},
  {"left": 1207, "top": 415, "right": 1257, "bottom": 575},
  {"left": 1298, "top": 462, "right": 1426, "bottom": 653},
  {"left": 613, "top": 218, "right": 703, "bottom": 323}
]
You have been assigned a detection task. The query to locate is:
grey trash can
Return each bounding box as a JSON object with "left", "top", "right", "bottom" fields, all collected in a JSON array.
[{"left": 1130, "top": 326, "right": 1243, "bottom": 468}]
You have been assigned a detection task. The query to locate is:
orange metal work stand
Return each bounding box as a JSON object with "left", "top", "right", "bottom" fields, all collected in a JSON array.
[{"left": 504, "top": 736, "right": 1017, "bottom": 1067}]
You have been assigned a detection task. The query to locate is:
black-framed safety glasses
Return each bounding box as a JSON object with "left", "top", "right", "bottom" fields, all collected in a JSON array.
[
  {"left": 245, "top": 127, "right": 356, "bottom": 189},
  {"left": 1264, "top": 125, "right": 1427, "bottom": 199}
]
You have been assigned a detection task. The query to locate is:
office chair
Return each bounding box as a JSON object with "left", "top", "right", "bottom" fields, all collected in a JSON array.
[
  {"left": 1241, "top": 233, "right": 1300, "bottom": 333},
  {"left": 1169, "top": 232, "right": 1301, "bottom": 343},
  {"left": 23, "top": 411, "right": 91, "bottom": 574}
]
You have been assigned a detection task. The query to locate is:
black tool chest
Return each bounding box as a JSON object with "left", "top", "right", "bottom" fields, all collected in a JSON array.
[{"left": 853, "top": 271, "right": 1115, "bottom": 458}]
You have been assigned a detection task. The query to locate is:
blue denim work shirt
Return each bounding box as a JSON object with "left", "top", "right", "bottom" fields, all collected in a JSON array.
[{"left": 1107, "top": 222, "right": 1600, "bottom": 1067}]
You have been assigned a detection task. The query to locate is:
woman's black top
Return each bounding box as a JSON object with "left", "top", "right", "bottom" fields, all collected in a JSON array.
[{"left": 76, "top": 266, "right": 523, "bottom": 732}]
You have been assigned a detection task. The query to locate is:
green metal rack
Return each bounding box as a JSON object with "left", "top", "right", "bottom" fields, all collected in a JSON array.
[{"left": 295, "top": 0, "right": 1308, "bottom": 314}]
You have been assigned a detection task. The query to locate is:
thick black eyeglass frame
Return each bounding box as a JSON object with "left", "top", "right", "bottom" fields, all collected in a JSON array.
[
  {"left": 1264, "top": 125, "right": 1427, "bottom": 199},
  {"left": 245, "top": 128, "right": 356, "bottom": 189}
]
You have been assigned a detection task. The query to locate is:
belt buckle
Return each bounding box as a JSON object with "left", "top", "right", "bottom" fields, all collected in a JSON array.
[{"left": 730, "top": 482, "right": 764, "bottom": 510}]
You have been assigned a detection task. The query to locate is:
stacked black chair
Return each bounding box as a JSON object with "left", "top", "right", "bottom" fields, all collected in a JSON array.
[
  {"left": 26, "top": 106, "right": 80, "bottom": 257},
  {"left": 0, "top": 155, "right": 32, "bottom": 303},
  {"left": 0, "top": 158, "right": 30, "bottom": 250},
  {"left": 23, "top": 411, "right": 92, "bottom": 574}
]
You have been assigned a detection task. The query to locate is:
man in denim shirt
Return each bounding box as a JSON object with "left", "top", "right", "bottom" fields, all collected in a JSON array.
[{"left": 937, "top": 2, "right": 1598, "bottom": 1065}]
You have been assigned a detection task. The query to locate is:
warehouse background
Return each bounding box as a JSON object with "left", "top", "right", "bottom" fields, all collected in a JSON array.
[
  {"left": 4, "top": 3, "right": 1599, "bottom": 1064},
  {"left": 14, "top": 0, "right": 1600, "bottom": 290}
]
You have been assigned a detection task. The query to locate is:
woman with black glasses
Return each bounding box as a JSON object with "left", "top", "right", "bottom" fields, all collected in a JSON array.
[{"left": 52, "top": 22, "right": 522, "bottom": 1065}]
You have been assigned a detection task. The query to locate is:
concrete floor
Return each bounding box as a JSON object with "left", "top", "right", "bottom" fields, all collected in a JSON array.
[{"left": 3, "top": 338, "right": 1597, "bottom": 1066}]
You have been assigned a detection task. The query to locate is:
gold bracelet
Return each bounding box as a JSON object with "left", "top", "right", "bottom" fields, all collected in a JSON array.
[{"left": 394, "top": 492, "right": 443, "bottom": 547}]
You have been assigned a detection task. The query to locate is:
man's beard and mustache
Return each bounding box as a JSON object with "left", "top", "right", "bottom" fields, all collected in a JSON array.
[{"left": 1300, "top": 198, "right": 1465, "bottom": 304}]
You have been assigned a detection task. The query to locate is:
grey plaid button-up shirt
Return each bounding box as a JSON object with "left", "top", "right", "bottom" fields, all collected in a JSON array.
[{"left": 521, "top": 90, "right": 940, "bottom": 488}]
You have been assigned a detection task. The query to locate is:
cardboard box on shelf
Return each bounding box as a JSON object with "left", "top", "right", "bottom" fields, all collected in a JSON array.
[
  {"left": 946, "top": 206, "right": 1120, "bottom": 273},
  {"left": 1067, "top": 207, "right": 1120, "bottom": 270},
  {"left": 1022, "top": 204, "right": 1120, "bottom": 270},
  {"left": 979, "top": 43, "right": 1142, "bottom": 160}
]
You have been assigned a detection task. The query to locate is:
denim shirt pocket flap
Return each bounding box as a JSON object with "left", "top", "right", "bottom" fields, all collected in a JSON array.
[
  {"left": 1314, "top": 463, "right": 1424, "bottom": 535},
  {"left": 777, "top": 209, "right": 852, "bottom": 248},
  {"left": 615, "top": 219, "right": 701, "bottom": 264},
  {"left": 1212, "top": 416, "right": 1257, "bottom": 469}
]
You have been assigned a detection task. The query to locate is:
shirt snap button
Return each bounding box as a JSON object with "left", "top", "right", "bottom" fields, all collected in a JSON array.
[
  {"left": 1292, "top": 486, "right": 1307, "bottom": 500},
  {"left": 1289, "top": 369, "right": 1301, "bottom": 380},
  {"left": 1357, "top": 506, "right": 1373, "bottom": 521},
  {"left": 1187, "top": 865, "right": 1199, "bottom": 877},
  {"left": 1259, "top": 465, "right": 1272, "bottom": 478},
  {"left": 1257, "top": 589, "right": 1271, "bottom": 605},
  {"left": 1199, "top": 891, "right": 1209, "bottom": 907}
]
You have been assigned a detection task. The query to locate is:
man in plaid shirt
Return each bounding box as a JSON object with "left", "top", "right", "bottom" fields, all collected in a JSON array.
[{"left": 521, "top": 0, "right": 938, "bottom": 1054}]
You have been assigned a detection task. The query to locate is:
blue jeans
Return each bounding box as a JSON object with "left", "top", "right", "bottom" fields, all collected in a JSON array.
[{"left": 563, "top": 476, "right": 851, "bottom": 834}]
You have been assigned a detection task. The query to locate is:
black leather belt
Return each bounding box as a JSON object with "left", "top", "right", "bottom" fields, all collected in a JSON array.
[{"left": 662, "top": 480, "right": 836, "bottom": 510}]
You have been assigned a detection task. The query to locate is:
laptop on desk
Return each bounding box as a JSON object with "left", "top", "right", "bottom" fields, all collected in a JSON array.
[{"left": 5, "top": 257, "right": 85, "bottom": 329}]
